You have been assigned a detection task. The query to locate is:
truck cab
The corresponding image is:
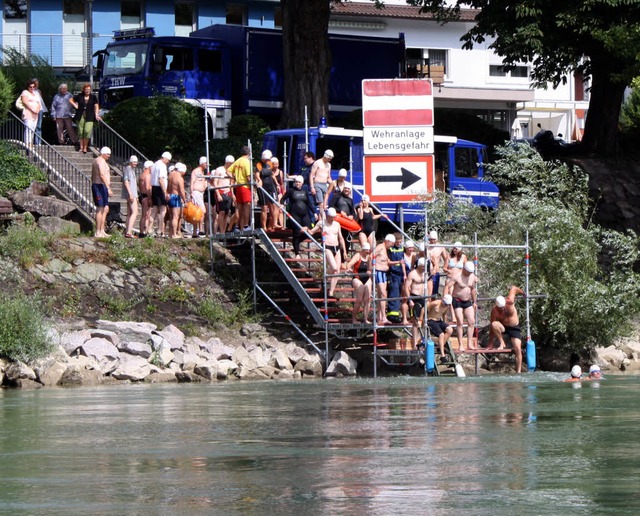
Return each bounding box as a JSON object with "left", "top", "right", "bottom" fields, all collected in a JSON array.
[
  {"left": 96, "top": 27, "right": 233, "bottom": 134},
  {"left": 262, "top": 126, "right": 499, "bottom": 223}
]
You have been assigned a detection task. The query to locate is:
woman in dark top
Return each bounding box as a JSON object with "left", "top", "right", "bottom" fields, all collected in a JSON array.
[
  {"left": 69, "top": 83, "right": 102, "bottom": 153},
  {"left": 280, "top": 175, "right": 316, "bottom": 258},
  {"left": 346, "top": 243, "right": 373, "bottom": 323}
]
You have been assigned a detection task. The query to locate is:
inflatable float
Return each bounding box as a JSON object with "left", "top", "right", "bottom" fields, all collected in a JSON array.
[{"left": 334, "top": 214, "right": 362, "bottom": 232}]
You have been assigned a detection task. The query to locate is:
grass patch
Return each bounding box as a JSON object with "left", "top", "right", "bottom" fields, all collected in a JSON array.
[
  {"left": 96, "top": 290, "right": 144, "bottom": 318},
  {"left": 106, "top": 234, "right": 181, "bottom": 274},
  {"left": 193, "top": 289, "right": 256, "bottom": 329},
  {"left": 0, "top": 220, "right": 53, "bottom": 268},
  {"left": 157, "top": 284, "right": 191, "bottom": 304},
  {"left": 0, "top": 291, "right": 52, "bottom": 363}
]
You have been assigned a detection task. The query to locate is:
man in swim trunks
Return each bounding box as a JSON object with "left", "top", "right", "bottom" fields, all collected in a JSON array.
[
  {"left": 306, "top": 207, "right": 346, "bottom": 298},
  {"left": 309, "top": 149, "right": 333, "bottom": 215},
  {"left": 212, "top": 155, "right": 235, "bottom": 234},
  {"left": 373, "top": 234, "right": 395, "bottom": 325},
  {"left": 445, "top": 260, "right": 478, "bottom": 351},
  {"left": 404, "top": 257, "right": 433, "bottom": 349},
  {"left": 91, "top": 146, "right": 112, "bottom": 238},
  {"left": 428, "top": 230, "right": 449, "bottom": 296},
  {"left": 489, "top": 285, "right": 525, "bottom": 373},
  {"left": 427, "top": 294, "right": 454, "bottom": 361},
  {"left": 190, "top": 156, "right": 209, "bottom": 238},
  {"left": 167, "top": 162, "right": 187, "bottom": 239}
]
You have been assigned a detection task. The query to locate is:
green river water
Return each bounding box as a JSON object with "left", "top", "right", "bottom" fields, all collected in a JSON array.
[{"left": 1, "top": 373, "right": 639, "bottom": 514}]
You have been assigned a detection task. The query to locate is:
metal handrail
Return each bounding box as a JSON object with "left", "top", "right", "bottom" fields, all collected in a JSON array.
[
  {"left": 0, "top": 111, "right": 95, "bottom": 220},
  {"left": 93, "top": 120, "right": 150, "bottom": 173}
]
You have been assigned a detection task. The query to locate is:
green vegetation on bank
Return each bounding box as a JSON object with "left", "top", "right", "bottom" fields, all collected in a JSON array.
[
  {"left": 0, "top": 141, "right": 47, "bottom": 196},
  {"left": 0, "top": 291, "right": 52, "bottom": 363}
]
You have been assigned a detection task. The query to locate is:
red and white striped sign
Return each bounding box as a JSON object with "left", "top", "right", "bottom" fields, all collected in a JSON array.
[{"left": 362, "top": 79, "right": 434, "bottom": 127}]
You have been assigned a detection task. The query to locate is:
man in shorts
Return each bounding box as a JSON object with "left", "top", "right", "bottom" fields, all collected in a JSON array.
[
  {"left": 404, "top": 257, "right": 433, "bottom": 348},
  {"left": 167, "top": 162, "right": 187, "bottom": 239},
  {"left": 373, "top": 234, "right": 395, "bottom": 325},
  {"left": 151, "top": 151, "right": 171, "bottom": 237},
  {"left": 427, "top": 294, "right": 454, "bottom": 362},
  {"left": 488, "top": 285, "right": 525, "bottom": 373},
  {"left": 212, "top": 155, "right": 235, "bottom": 233},
  {"left": 138, "top": 160, "right": 153, "bottom": 237},
  {"left": 190, "top": 156, "right": 209, "bottom": 237},
  {"left": 91, "top": 146, "right": 112, "bottom": 238},
  {"left": 445, "top": 261, "right": 478, "bottom": 351},
  {"left": 309, "top": 149, "right": 333, "bottom": 215},
  {"left": 228, "top": 146, "right": 252, "bottom": 231}
]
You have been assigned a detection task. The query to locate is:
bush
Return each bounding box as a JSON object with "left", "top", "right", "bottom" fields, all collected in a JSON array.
[
  {"left": 0, "top": 69, "right": 14, "bottom": 123},
  {"left": 0, "top": 221, "right": 53, "bottom": 268},
  {"left": 0, "top": 141, "right": 47, "bottom": 196},
  {"left": 0, "top": 291, "right": 52, "bottom": 363}
]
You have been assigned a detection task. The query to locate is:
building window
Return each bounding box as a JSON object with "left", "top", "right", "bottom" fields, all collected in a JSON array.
[
  {"left": 121, "top": 1, "right": 142, "bottom": 28},
  {"left": 63, "top": 0, "right": 84, "bottom": 16},
  {"left": 4, "top": 0, "right": 27, "bottom": 19},
  {"left": 175, "top": 2, "right": 195, "bottom": 36},
  {"left": 490, "top": 64, "right": 528, "bottom": 78},
  {"left": 226, "top": 4, "right": 247, "bottom": 25},
  {"left": 406, "top": 48, "right": 447, "bottom": 81}
]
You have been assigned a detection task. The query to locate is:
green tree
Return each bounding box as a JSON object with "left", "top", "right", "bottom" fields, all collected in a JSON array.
[
  {"left": 620, "top": 77, "right": 640, "bottom": 134},
  {"left": 0, "top": 46, "right": 63, "bottom": 103},
  {"left": 407, "top": 0, "right": 640, "bottom": 155},
  {"left": 0, "top": 69, "right": 14, "bottom": 122}
]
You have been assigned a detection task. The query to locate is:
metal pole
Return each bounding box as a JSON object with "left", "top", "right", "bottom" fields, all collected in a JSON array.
[
  {"left": 249, "top": 139, "right": 257, "bottom": 313},
  {"left": 87, "top": 0, "right": 94, "bottom": 87},
  {"left": 525, "top": 230, "right": 531, "bottom": 343},
  {"left": 304, "top": 106, "right": 309, "bottom": 151},
  {"left": 372, "top": 230, "right": 378, "bottom": 378}
]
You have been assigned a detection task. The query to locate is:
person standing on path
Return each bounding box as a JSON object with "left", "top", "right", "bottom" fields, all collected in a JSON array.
[
  {"left": 50, "top": 83, "right": 77, "bottom": 146},
  {"left": 122, "top": 155, "right": 139, "bottom": 238},
  {"left": 91, "top": 147, "right": 112, "bottom": 238}
]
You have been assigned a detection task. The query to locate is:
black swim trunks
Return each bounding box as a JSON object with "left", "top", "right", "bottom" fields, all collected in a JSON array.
[
  {"left": 504, "top": 325, "right": 522, "bottom": 340},
  {"left": 326, "top": 244, "right": 339, "bottom": 255},
  {"left": 151, "top": 185, "right": 167, "bottom": 207},
  {"left": 453, "top": 297, "right": 473, "bottom": 310},
  {"left": 412, "top": 297, "right": 426, "bottom": 318},
  {"left": 427, "top": 319, "right": 450, "bottom": 336}
]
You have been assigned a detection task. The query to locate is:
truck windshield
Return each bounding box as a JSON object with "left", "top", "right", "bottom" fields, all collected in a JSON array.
[{"left": 104, "top": 43, "right": 148, "bottom": 77}]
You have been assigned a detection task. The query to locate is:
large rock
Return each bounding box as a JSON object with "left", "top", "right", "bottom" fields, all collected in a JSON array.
[
  {"left": 286, "top": 345, "right": 307, "bottom": 365},
  {"left": 595, "top": 345, "right": 627, "bottom": 369},
  {"left": 233, "top": 346, "right": 258, "bottom": 370},
  {"left": 38, "top": 216, "right": 80, "bottom": 235},
  {"left": 4, "top": 361, "right": 37, "bottom": 383},
  {"left": 158, "top": 324, "right": 185, "bottom": 351},
  {"left": 175, "top": 371, "right": 202, "bottom": 383},
  {"left": 89, "top": 329, "right": 120, "bottom": 348},
  {"left": 144, "top": 372, "right": 178, "bottom": 383},
  {"left": 294, "top": 355, "right": 324, "bottom": 377},
  {"left": 111, "top": 354, "right": 151, "bottom": 381},
  {"left": 80, "top": 338, "right": 120, "bottom": 374},
  {"left": 60, "top": 329, "right": 92, "bottom": 355},
  {"left": 326, "top": 351, "right": 357, "bottom": 377},
  {"left": 236, "top": 365, "right": 271, "bottom": 380},
  {"left": 119, "top": 341, "right": 153, "bottom": 359},
  {"left": 96, "top": 320, "right": 156, "bottom": 343},
  {"left": 194, "top": 362, "right": 219, "bottom": 380},
  {"left": 9, "top": 190, "right": 77, "bottom": 218},
  {"left": 271, "top": 349, "right": 293, "bottom": 371},
  {"left": 33, "top": 353, "right": 69, "bottom": 387},
  {"left": 216, "top": 359, "right": 238, "bottom": 379},
  {"left": 58, "top": 366, "right": 103, "bottom": 386},
  {"left": 200, "top": 337, "right": 235, "bottom": 359}
]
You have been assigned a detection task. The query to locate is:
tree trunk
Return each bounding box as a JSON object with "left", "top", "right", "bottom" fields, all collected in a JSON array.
[
  {"left": 279, "top": 0, "right": 332, "bottom": 128},
  {"left": 581, "top": 65, "right": 626, "bottom": 156}
]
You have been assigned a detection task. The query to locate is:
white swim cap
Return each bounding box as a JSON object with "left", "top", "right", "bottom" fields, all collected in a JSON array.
[
  {"left": 361, "top": 243, "right": 371, "bottom": 251},
  {"left": 338, "top": 168, "right": 348, "bottom": 177},
  {"left": 429, "top": 230, "right": 438, "bottom": 240},
  {"left": 199, "top": 156, "right": 207, "bottom": 165},
  {"left": 385, "top": 234, "right": 396, "bottom": 243},
  {"left": 453, "top": 241, "right": 463, "bottom": 248},
  {"left": 100, "top": 146, "right": 111, "bottom": 155},
  {"left": 225, "top": 155, "right": 235, "bottom": 163},
  {"left": 361, "top": 194, "right": 370, "bottom": 202},
  {"left": 294, "top": 175, "right": 304, "bottom": 183},
  {"left": 496, "top": 295, "right": 506, "bottom": 308},
  {"left": 589, "top": 364, "right": 601, "bottom": 373},
  {"left": 417, "top": 257, "right": 426, "bottom": 267},
  {"left": 464, "top": 261, "right": 475, "bottom": 273},
  {"left": 405, "top": 240, "right": 415, "bottom": 248},
  {"left": 129, "top": 155, "right": 138, "bottom": 163},
  {"left": 176, "top": 162, "right": 187, "bottom": 173},
  {"left": 143, "top": 160, "right": 154, "bottom": 169},
  {"left": 326, "top": 207, "right": 337, "bottom": 217},
  {"left": 571, "top": 365, "right": 582, "bottom": 378},
  {"left": 261, "top": 149, "right": 272, "bottom": 160},
  {"left": 443, "top": 294, "right": 453, "bottom": 305},
  {"left": 161, "top": 151, "right": 172, "bottom": 160},
  {"left": 324, "top": 149, "right": 334, "bottom": 158}
]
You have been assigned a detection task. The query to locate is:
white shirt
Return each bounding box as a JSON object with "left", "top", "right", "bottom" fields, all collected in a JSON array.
[{"left": 151, "top": 159, "right": 168, "bottom": 187}]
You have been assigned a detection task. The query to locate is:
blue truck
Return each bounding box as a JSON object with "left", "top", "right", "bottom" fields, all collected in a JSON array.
[
  {"left": 262, "top": 125, "right": 500, "bottom": 223},
  {"left": 96, "top": 25, "right": 405, "bottom": 135}
]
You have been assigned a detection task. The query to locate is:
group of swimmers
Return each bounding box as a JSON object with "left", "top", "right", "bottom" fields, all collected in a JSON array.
[{"left": 565, "top": 364, "right": 603, "bottom": 382}]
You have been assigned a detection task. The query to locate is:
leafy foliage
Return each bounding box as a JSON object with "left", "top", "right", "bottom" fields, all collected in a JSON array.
[
  {"left": 0, "top": 69, "right": 14, "bottom": 122},
  {"left": 0, "top": 141, "right": 47, "bottom": 196},
  {"left": 0, "top": 291, "right": 52, "bottom": 363},
  {"left": 0, "top": 221, "right": 53, "bottom": 268},
  {"left": 620, "top": 78, "right": 640, "bottom": 134},
  {"left": 104, "top": 96, "right": 270, "bottom": 167}
]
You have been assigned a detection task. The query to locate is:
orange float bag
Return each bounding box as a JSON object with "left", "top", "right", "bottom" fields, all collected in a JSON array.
[{"left": 183, "top": 201, "right": 204, "bottom": 224}]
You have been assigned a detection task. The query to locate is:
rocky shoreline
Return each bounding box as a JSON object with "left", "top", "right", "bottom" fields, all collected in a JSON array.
[{"left": 0, "top": 319, "right": 359, "bottom": 389}]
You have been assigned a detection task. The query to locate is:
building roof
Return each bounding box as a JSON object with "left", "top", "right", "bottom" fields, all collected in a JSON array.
[{"left": 330, "top": 2, "right": 479, "bottom": 22}]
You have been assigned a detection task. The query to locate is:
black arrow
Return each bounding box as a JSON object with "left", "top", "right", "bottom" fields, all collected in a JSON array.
[{"left": 375, "top": 167, "right": 421, "bottom": 190}]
